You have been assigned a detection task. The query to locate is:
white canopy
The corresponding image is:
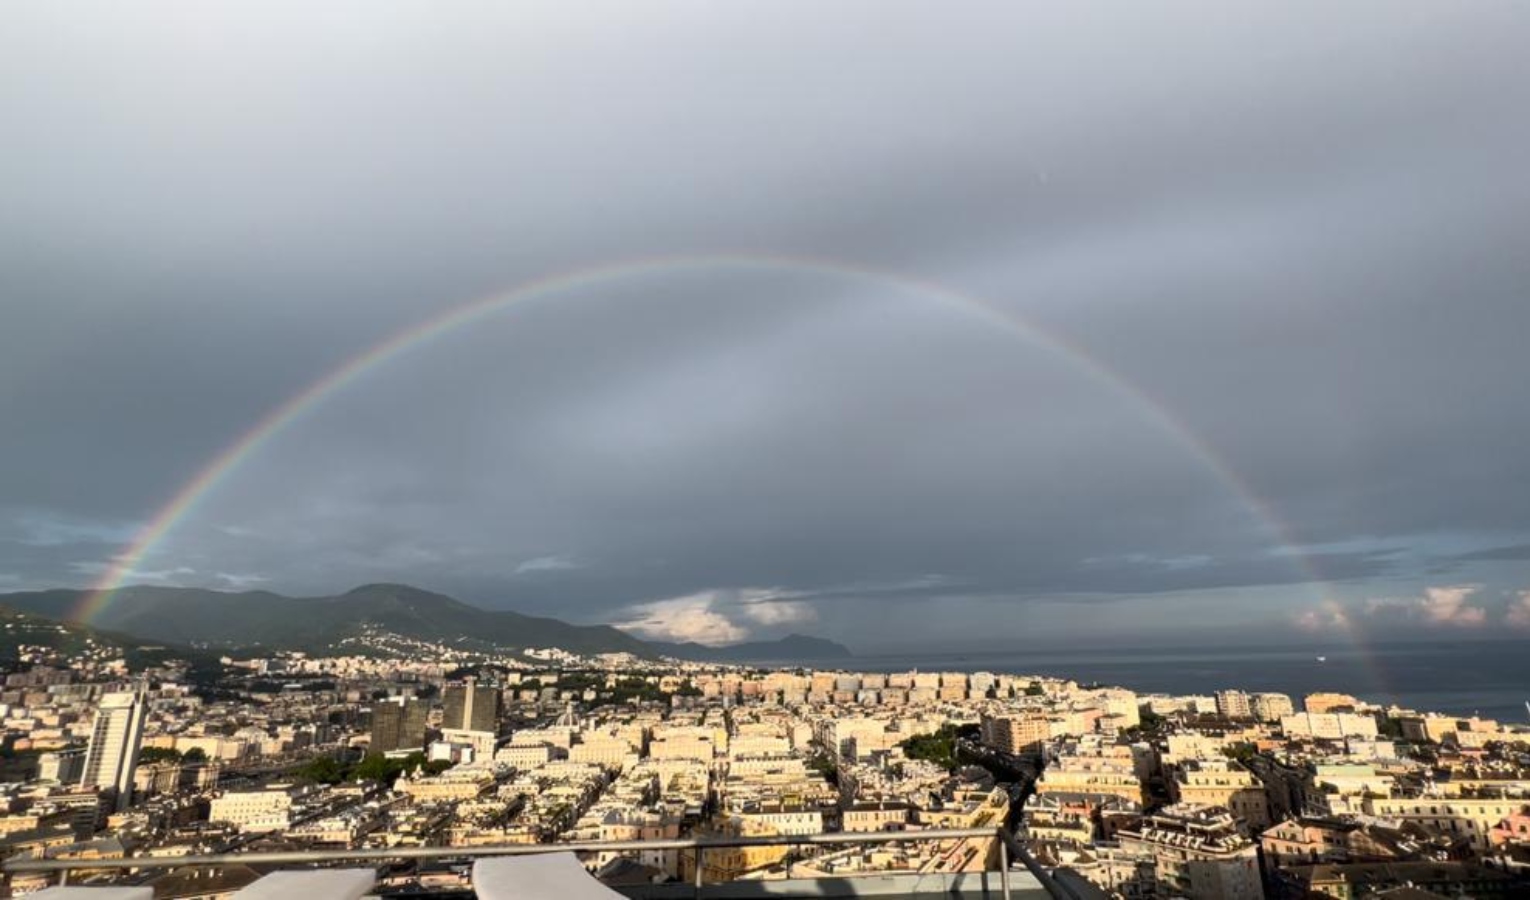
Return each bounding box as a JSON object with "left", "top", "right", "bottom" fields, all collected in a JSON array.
[
  {"left": 473, "top": 852, "right": 628, "bottom": 900},
  {"left": 231, "top": 868, "right": 376, "bottom": 899}
]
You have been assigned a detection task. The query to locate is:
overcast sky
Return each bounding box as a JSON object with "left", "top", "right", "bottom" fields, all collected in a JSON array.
[{"left": 4, "top": 2, "right": 1530, "bottom": 651}]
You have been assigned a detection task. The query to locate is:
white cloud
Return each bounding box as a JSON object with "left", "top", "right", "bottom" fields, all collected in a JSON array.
[
  {"left": 215, "top": 572, "right": 269, "bottom": 590},
  {"left": 513, "top": 555, "right": 582, "bottom": 575},
  {"left": 738, "top": 592, "right": 818, "bottom": 627},
  {"left": 1506, "top": 591, "right": 1530, "bottom": 629},
  {"left": 1420, "top": 585, "right": 1487, "bottom": 626},
  {"left": 1293, "top": 607, "right": 1348, "bottom": 632},
  {"left": 67, "top": 561, "right": 195, "bottom": 584},
  {"left": 1364, "top": 584, "right": 1488, "bottom": 628},
  {"left": 612, "top": 586, "right": 823, "bottom": 644},
  {"left": 613, "top": 593, "right": 750, "bottom": 646}
]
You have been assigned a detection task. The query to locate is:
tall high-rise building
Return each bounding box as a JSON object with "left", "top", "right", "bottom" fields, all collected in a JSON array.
[
  {"left": 443, "top": 679, "right": 500, "bottom": 734},
  {"left": 81, "top": 687, "right": 148, "bottom": 811},
  {"left": 370, "top": 697, "right": 430, "bottom": 753}
]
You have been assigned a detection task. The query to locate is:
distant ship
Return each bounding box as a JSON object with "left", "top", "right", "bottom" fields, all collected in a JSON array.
[{"left": 1316, "top": 655, "right": 1327, "bottom": 663}]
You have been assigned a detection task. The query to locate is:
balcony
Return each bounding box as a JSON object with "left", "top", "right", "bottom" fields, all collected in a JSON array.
[{"left": 5, "top": 827, "right": 1092, "bottom": 899}]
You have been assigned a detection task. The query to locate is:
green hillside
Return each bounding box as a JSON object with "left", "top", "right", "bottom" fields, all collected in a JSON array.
[{"left": 0, "top": 583, "right": 652, "bottom": 655}]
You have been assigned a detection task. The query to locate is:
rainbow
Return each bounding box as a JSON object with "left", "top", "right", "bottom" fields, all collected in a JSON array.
[{"left": 75, "top": 253, "right": 1339, "bottom": 644}]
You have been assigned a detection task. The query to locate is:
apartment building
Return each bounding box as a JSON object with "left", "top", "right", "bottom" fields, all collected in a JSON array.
[{"left": 1116, "top": 804, "right": 1265, "bottom": 900}]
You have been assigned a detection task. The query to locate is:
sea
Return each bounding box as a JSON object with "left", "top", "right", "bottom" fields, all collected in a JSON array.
[{"left": 802, "top": 639, "right": 1530, "bottom": 724}]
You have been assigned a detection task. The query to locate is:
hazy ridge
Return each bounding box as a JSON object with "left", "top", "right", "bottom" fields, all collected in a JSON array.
[{"left": 0, "top": 584, "right": 852, "bottom": 661}]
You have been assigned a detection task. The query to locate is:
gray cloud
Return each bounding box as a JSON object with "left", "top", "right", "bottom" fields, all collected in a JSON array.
[
  {"left": 3, "top": 2, "right": 1530, "bottom": 647},
  {"left": 1455, "top": 544, "right": 1530, "bottom": 563}
]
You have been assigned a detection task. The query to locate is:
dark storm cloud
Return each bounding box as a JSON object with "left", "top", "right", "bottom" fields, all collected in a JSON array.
[{"left": 3, "top": 2, "right": 1530, "bottom": 645}]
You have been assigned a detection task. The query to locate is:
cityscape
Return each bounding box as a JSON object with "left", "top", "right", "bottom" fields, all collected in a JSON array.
[
  {"left": 6, "top": 3, "right": 1530, "bottom": 899},
  {"left": 0, "top": 604, "right": 1525, "bottom": 898}
]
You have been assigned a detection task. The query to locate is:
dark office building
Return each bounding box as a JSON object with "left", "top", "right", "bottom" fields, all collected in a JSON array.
[
  {"left": 370, "top": 697, "right": 429, "bottom": 752},
  {"left": 442, "top": 679, "right": 500, "bottom": 733}
]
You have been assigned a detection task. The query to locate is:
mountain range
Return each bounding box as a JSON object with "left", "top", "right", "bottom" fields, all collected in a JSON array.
[{"left": 0, "top": 583, "right": 852, "bottom": 662}]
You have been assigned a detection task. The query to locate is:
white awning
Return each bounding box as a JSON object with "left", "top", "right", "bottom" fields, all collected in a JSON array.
[
  {"left": 231, "top": 868, "right": 376, "bottom": 899},
  {"left": 474, "top": 852, "right": 628, "bottom": 900}
]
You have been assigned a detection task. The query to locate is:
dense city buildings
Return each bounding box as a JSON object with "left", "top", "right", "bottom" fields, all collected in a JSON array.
[
  {"left": 1, "top": 629, "right": 1528, "bottom": 898},
  {"left": 1116, "top": 804, "right": 1264, "bottom": 899}
]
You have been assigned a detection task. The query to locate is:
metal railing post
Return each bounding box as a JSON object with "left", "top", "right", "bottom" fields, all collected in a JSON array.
[
  {"left": 998, "top": 832, "right": 1011, "bottom": 900},
  {"left": 692, "top": 846, "right": 703, "bottom": 900}
]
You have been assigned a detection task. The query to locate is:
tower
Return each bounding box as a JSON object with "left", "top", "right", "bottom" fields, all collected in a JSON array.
[
  {"left": 81, "top": 686, "right": 148, "bottom": 812},
  {"left": 443, "top": 678, "right": 500, "bottom": 733},
  {"left": 370, "top": 697, "right": 430, "bottom": 753}
]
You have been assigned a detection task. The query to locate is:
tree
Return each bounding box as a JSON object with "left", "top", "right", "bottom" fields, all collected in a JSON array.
[
  {"left": 900, "top": 726, "right": 961, "bottom": 772},
  {"left": 298, "top": 755, "right": 345, "bottom": 785},
  {"left": 138, "top": 747, "right": 181, "bottom": 764},
  {"left": 806, "top": 754, "right": 839, "bottom": 787},
  {"left": 350, "top": 752, "right": 402, "bottom": 785},
  {"left": 182, "top": 747, "right": 209, "bottom": 763},
  {"left": 1221, "top": 742, "right": 1258, "bottom": 765}
]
